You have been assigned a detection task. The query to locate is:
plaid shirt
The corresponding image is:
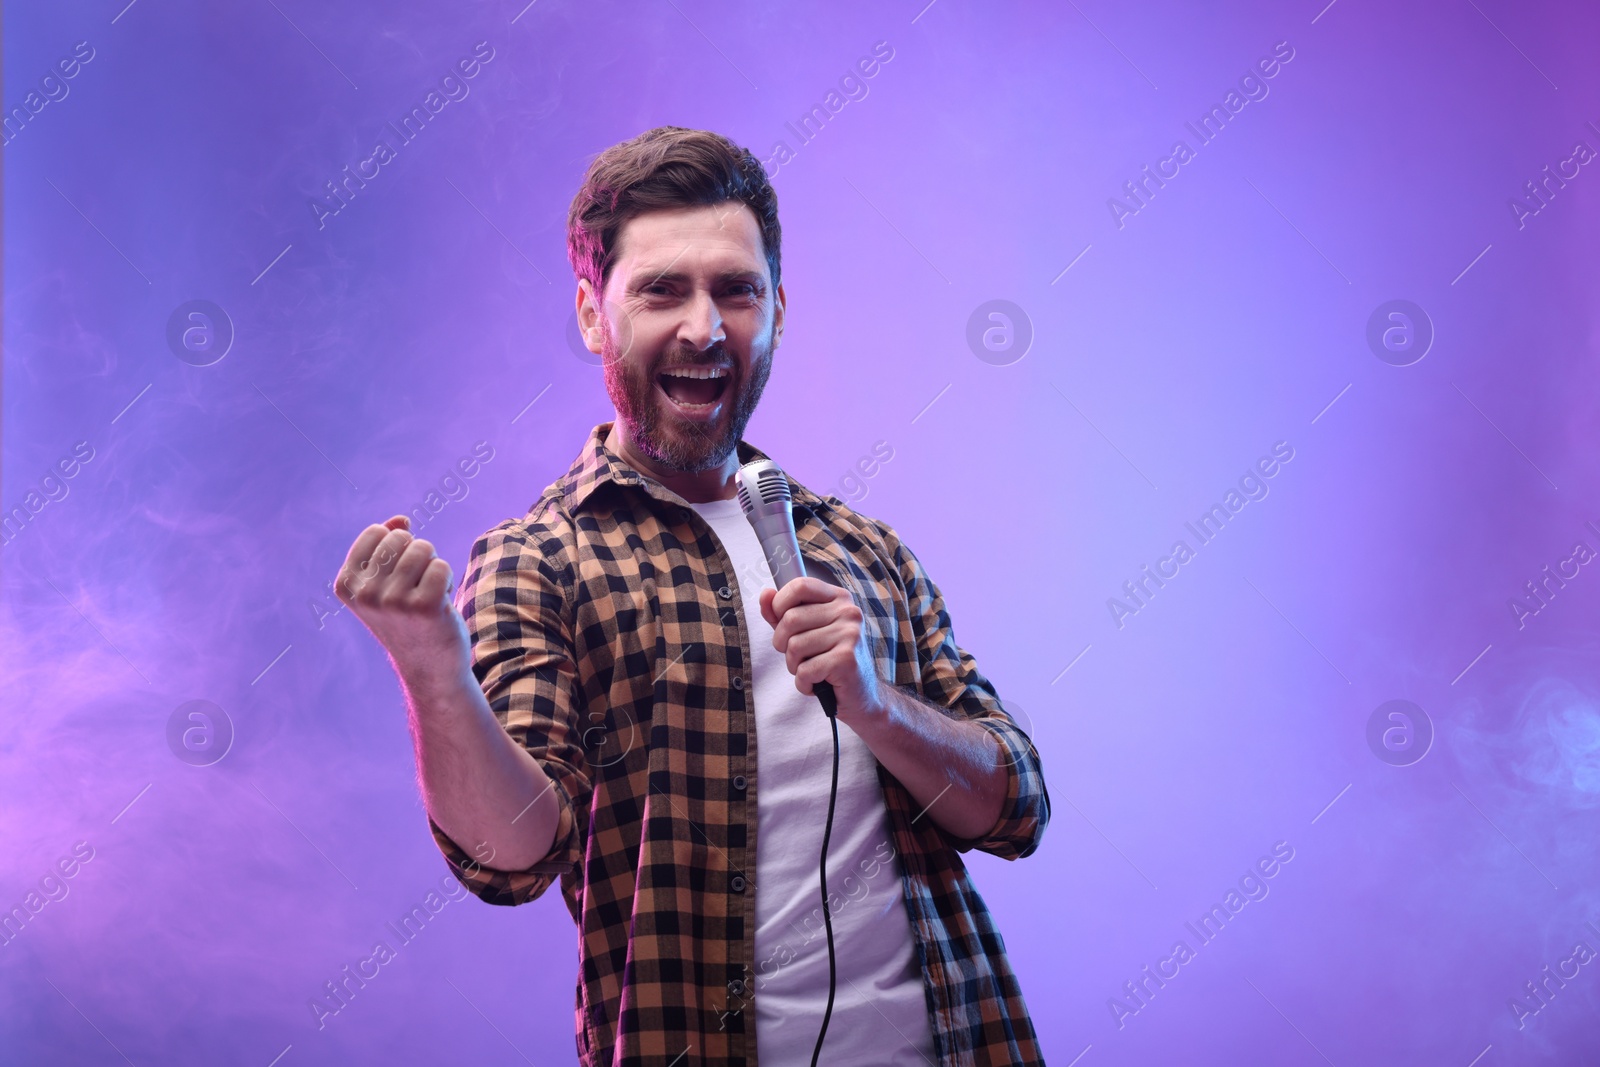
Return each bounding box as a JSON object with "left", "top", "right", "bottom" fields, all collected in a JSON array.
[{"left": 431, "top": 423, "right": 1050, "bottom": 1066}]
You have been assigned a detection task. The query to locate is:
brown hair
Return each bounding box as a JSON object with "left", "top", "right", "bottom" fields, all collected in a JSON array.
[{"left": 566, "top": 126, "right": 782, "bottom": 294}]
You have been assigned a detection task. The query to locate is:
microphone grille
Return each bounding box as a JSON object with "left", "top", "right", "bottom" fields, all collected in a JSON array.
[
  {"left": 757, "top": 467, "right": 790, "bottom": 505},
  {"left": 736, "top": 459, "right": 792, "bottom": 515}
]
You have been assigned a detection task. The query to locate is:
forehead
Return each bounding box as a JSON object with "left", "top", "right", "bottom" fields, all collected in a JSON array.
[{"left": 609, "top": 202, "right": 767, "bottom": 282}]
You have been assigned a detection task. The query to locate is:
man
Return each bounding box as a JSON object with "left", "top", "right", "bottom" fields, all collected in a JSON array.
[{"left": 337, "top": 127, "right": 1049, "bottom": 1066}]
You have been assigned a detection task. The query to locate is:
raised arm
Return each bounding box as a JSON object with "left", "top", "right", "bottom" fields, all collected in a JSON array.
[{"left": 335, "top": 516, "right": 566, "bottom": 884}]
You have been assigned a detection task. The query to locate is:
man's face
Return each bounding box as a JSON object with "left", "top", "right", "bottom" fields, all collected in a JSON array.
[{"left": 577, "top": 202, "right": 784, "bottom": 473}]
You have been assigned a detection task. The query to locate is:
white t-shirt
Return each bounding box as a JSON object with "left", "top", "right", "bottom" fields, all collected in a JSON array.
[{"left": 689, "top": 497, "right": 937, "bottom": 1067}]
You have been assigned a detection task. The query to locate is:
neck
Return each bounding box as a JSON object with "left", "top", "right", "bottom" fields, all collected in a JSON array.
[{"left": 609, "top": 420, "right": 741, "bottom": 503}]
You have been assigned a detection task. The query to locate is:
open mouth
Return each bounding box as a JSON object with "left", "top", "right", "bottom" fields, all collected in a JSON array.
[{"left": 656, "top": 365, "right": 731, "bottom": 416}]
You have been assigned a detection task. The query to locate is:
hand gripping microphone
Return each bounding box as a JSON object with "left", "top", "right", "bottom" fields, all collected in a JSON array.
[{"left": 734, "top": 458, "right": 840, "bottom": 1066}]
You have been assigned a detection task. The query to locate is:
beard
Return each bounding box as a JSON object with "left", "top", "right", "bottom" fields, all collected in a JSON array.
[{"left": 602, "top": 322, "right": 773, "bottom": 474}]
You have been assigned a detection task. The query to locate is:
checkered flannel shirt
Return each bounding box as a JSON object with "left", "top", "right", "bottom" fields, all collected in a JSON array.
[{"left": 430, "top": 423, "right": 1050, "bottom": 1066}]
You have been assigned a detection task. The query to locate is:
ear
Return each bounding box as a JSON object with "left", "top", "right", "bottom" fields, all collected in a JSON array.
[{"left": 576, "top": 279, "right": 605, "bottom": 355}]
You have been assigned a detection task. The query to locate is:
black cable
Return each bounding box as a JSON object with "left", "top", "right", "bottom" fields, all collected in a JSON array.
[{"left": 810, "top": 681, "right": 840, "bottom": 1067}]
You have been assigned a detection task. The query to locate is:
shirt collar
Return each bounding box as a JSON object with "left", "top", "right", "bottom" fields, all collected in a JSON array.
[{"left": 560, "top": 422, "right": 831, "bottom": 517}]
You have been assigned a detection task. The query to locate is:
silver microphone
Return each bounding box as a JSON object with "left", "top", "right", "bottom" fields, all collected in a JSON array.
[
  {"left": 735, "top": 459, "right": 806, "bottom": 588},
  {"left": 736, "top": 458, "right": 836, "bottom": 717}
]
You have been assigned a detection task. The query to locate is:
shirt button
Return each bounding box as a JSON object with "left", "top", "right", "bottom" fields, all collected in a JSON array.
[
  {"left": 731, "top": 875, "right": 746, "bottom": 893},
  {"left": 732, "top": 774, "right": 747, "bottom": 791},
  {"left": 717, "top": 585, "right": 733, "bottom": 600},
  {"left": 732, "top": 676, "right": 745, "bottom": 690},
  {"left": 679, "top": 509, "right": 691, "bottom": 523},
  {"left": 728, "top": 979, "right": 746, "bottom": 996}
]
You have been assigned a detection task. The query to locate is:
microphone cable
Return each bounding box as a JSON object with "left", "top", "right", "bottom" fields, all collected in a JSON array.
[{"left": 809, "top": 681, "right": 840, "bottom": 1067}]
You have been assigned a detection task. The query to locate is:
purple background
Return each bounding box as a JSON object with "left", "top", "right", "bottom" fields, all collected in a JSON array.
[{"left": 4, "top": 1, "right": 1600, "bottom": 1063}]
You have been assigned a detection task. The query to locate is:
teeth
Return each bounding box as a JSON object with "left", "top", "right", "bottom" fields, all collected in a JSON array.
[{"left": 660, "top": 367, "right": 729, "bottom": 380}]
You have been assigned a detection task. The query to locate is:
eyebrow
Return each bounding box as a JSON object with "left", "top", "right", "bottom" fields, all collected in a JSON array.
[{"left": 631, "top": 267, "right": 766, "bottom": 289}]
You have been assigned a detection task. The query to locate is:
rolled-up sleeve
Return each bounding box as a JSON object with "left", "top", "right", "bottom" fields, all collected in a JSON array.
[
  {"left": 884, "top": 525, "right": 1050, "bottom": 861},
  {"left": 430, "top": 519, "right": 591, "bottom": 905}
]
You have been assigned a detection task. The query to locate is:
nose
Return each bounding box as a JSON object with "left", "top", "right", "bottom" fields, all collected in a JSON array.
[{"left": 677, "top": 287, "right": 726, "bottom": 353}]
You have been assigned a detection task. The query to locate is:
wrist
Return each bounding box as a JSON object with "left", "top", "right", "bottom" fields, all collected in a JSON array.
[
  {"left": 845, "top": 681, "right": 902, "bottom": 746},
  {"left": 396, "top": 651, "right": 476, "bottom": 707}
]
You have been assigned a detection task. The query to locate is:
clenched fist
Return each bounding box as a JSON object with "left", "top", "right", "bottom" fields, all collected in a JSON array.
[{"left": 336, "top": 515, "right": 471, "bottom": 693}]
